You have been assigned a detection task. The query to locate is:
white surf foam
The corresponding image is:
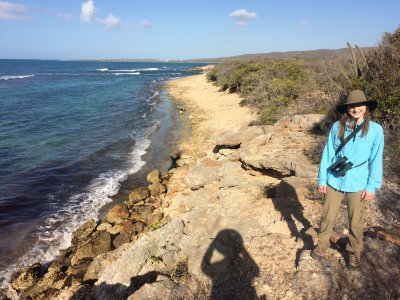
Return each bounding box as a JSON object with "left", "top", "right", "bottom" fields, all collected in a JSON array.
[
  {"left": 111, "top": 69, "right": 138, "bottom": 72},
  {"left": 113, "top": 72, "right": 141, "bottom": 76},
  {"left": 150, "top": 91, "right": 160, "bottom": 99},
  {"left": 139, "top": 68, "right": 159, "bottom": 71},
  {"left": 115, "top": 68, "right": 159, "bottom": 72},
  {"left": 101, "top": 68, "right": 159, "bottom": 72},
  {"left": 0, "top": 75, "right": 34, "bottom": 80}
]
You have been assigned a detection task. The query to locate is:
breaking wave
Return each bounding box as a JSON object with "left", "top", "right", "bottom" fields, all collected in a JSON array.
[{"left": 0, "top": 75, "right": 34, "bottom": 80}]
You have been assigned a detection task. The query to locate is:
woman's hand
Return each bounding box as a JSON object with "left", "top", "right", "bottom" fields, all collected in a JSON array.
[
  {"left": 361, "top": 190, "right": 374, "bottom": 202},
  {"left": 318, "top": 185, "right": 327, "bottom": 194}
]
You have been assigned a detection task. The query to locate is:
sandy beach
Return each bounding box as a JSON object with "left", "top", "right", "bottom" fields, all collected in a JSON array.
[{"left": 168, "top": 72, "right": 255, "bottom": 153}]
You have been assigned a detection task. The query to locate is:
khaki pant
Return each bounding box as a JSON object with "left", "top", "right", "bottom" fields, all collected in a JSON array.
[{"left": 317, "top": 185, "right": 366, "bottom": 253}]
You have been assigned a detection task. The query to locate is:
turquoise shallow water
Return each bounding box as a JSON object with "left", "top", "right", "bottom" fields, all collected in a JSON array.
[{"left": 0, "top": 59, "right": 204, "bottom": 286}]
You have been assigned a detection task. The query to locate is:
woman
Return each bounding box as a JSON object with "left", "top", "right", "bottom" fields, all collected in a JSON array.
[{"left": 311, "top": 90, "right": 384, "bottom": 269}]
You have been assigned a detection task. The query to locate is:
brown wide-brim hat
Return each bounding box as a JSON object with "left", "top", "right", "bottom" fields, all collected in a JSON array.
[{"left": 337, "top": 90, "right": 378, "bottom": 113}]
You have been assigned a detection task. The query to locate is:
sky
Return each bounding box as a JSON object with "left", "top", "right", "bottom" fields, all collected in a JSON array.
[{"left": 0, "top": 0, "right": 399, "bottom": 60}]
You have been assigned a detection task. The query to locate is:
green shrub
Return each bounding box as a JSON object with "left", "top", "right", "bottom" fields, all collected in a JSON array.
[
  {"left": 363, "top": 27, "right": 400, "bottom": 180},
  {"left": 364, "top": 28, "right": 400, "bottom": 131},
  {"left": 208, "top": 59, "right": 315, "bottom": 124},
  {"left": 260, "top": 105, "right": 280, "bottom": 125}
]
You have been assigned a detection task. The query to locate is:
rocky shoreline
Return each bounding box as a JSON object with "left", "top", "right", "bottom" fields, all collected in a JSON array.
[
  {"left": 4, "top": 73, "right": 400, "bottom": 299},
  {"left": 8, "top": 165, "right": 177, "bottom": 299}
]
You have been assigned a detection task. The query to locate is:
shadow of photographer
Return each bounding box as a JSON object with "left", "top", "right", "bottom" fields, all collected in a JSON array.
[{"left": 201, "top": 229, "right": 262, "bottom": 300}]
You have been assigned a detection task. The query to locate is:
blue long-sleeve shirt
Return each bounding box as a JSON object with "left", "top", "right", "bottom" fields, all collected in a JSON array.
[{"left": 318, "top": 120, "right": 384, "bottom": 193}]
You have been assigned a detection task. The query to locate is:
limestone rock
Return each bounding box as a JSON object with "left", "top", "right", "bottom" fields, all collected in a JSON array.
[
  {"left": 71, "top": 231, "right": 112, "bottom": 266},
  {"left": 129, "top": 206, "right": 154, "bottom": 222},
  {"left": 128, "top": 187, "right": 150, "bottom": 206},
  {"left": 72, "top": 219, "right": 97, "bottom": 245},
  {"left": 147, "top": 169, "right": 160, "bottom": 184},
  {"left": 109, "top": 220, "right": 143, "bottom": 236},
  {"left": 112, "top": 232, "right": 131, "bottom": 249},
  {"left": 239, "top": 134, "right": 293, "bottom": 177},
  {"left": 11, "top": 263, "right": 41, "bottom": 292},
  {"left": 165, "top": 167, "right": 188, "bottom": 195},
  {"left": 218, "top": 149, "right": 240, "bottom": 161},
  {"left": 176, "top": 157, "right": 195, "bottom": 167},
  {"left": 161, "top": 171, "right": 171, "bottom": 179},
  {"left": 97, "top": 222, "right": 112, "bottom": 232},
  {"left": 113, "top": 221, "right": 144, "bottom": 248},
  {"left": 127, "top": 277, "right": 192, "bottom": 300},
  {"left": 52, "top": 274, "right": 73, "bottom": 290},
  {"left": 25, "top": 265, "right": 62, "bottom": 297},
  {"left": 148, "top": 181, "right": 166, "bottom": 197},
  {"left": 134, "top": 200, "right": 145, "bottom": 206},
  {"left": 239, "top": 128, "right": 319, "bottom": 179},
  {"left": 212, "top": 131, "right": 243, "bottom": 148},
  {"left": 49, "top": 283, "right": 92, "bottom": 300},
  {"left": 106, "top": 225, "right": 123, "bottom": 235},
  {"left": 66, "top": 261, "right": 92, "bottom": 279},
  {"left": 219, "top": 174, "right": 243, "bottom": 189},
  {"left": 146, "top": 210, "right": 163, "bottom": 225},
  {"left": 184, "top": 164, "right": 220, "bottom": 190},
  {"left": 84, "top": 219, "right": 185, "bottom": 293},
  {"left": 90, "top": 231, "right": 112, "bottom": 254},
  {"left": 106, "top": 204, "right": 129, "bottom": 224},
  {"left": 212, "top": 126, "right": 267, "bottom": 149}
]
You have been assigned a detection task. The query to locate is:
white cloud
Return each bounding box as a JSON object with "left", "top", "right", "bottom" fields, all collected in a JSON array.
[
  {"left": 80, "top": 0, "right": 95, "bottom": 23},
  {"left": 140, "top": 20, "right": 154, "bottom": 28},
  {"left": 80, "top": 1, "right": 121, "bottom": 30},
  {"left": 58, "top": 12, "right": 72, "bottom": 22},
  {"left": 102, "top": 13, "right": 121, "bottom": 29},
  {"left": 229, "top": 8, "right": 257, "bottom": 26},
  {"left": 299, "top": 19, "right": 309, "bottom": 26},
  {"left": 0, "top": 1, "right": 30, "bottom": 20}
]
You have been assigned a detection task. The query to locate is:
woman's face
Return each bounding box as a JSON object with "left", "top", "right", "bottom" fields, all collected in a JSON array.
[{"left": 347, "top": 103, "right": 367, "bottom": 120}]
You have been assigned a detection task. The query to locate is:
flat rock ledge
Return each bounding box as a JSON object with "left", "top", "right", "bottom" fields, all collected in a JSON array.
[{"left": 4, "top": 114, "right": 400, "bottom": 300}]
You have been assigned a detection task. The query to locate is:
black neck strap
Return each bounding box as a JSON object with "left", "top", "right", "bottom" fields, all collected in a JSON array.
[{"left": 335, "top": 124, "right": 363, "bottom": 155}]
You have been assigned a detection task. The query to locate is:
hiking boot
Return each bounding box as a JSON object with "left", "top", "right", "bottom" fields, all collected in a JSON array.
[
  {"left": 310, "top": 246, "right": 328, "bottom": 261},
  {"left": 348, "top": 252, "right": 361, "bottom": 270}
]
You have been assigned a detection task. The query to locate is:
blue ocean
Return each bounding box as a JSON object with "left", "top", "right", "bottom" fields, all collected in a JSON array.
[{"left": 0, "top": 60, "right": 204, "bottom": 286}]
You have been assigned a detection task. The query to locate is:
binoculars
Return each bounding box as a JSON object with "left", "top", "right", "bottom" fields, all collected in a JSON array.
[{"left": 329, "top": 156, "right": 353, "bottom": 177}]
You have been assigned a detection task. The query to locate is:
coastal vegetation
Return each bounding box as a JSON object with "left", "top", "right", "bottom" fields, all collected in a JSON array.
[{"left": 207, "top": 26, "right": 400, "bottom": 181}]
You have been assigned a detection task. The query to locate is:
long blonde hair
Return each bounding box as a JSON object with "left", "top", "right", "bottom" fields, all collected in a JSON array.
[{"left": 338, "top": 107, "right": 370, "bottom": 142}]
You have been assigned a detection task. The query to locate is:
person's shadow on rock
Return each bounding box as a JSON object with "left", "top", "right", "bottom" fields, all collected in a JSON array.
[
  {"left": 271, "top": 180, "right": 314, "bottom": 265},
  {"left": 201, "top": 229, "right": 262, "bottom": 300}
]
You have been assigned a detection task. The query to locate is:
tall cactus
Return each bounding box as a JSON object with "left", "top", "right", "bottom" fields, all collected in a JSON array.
[
  {"left": 346, "top": 42, "right": 368, "bottom": 79},
  {"left": 355, "top": 44, "right": 369, "bottom": 71},
  {"left": 347, "top": 42, "right": 360, "bottom": 78}
]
